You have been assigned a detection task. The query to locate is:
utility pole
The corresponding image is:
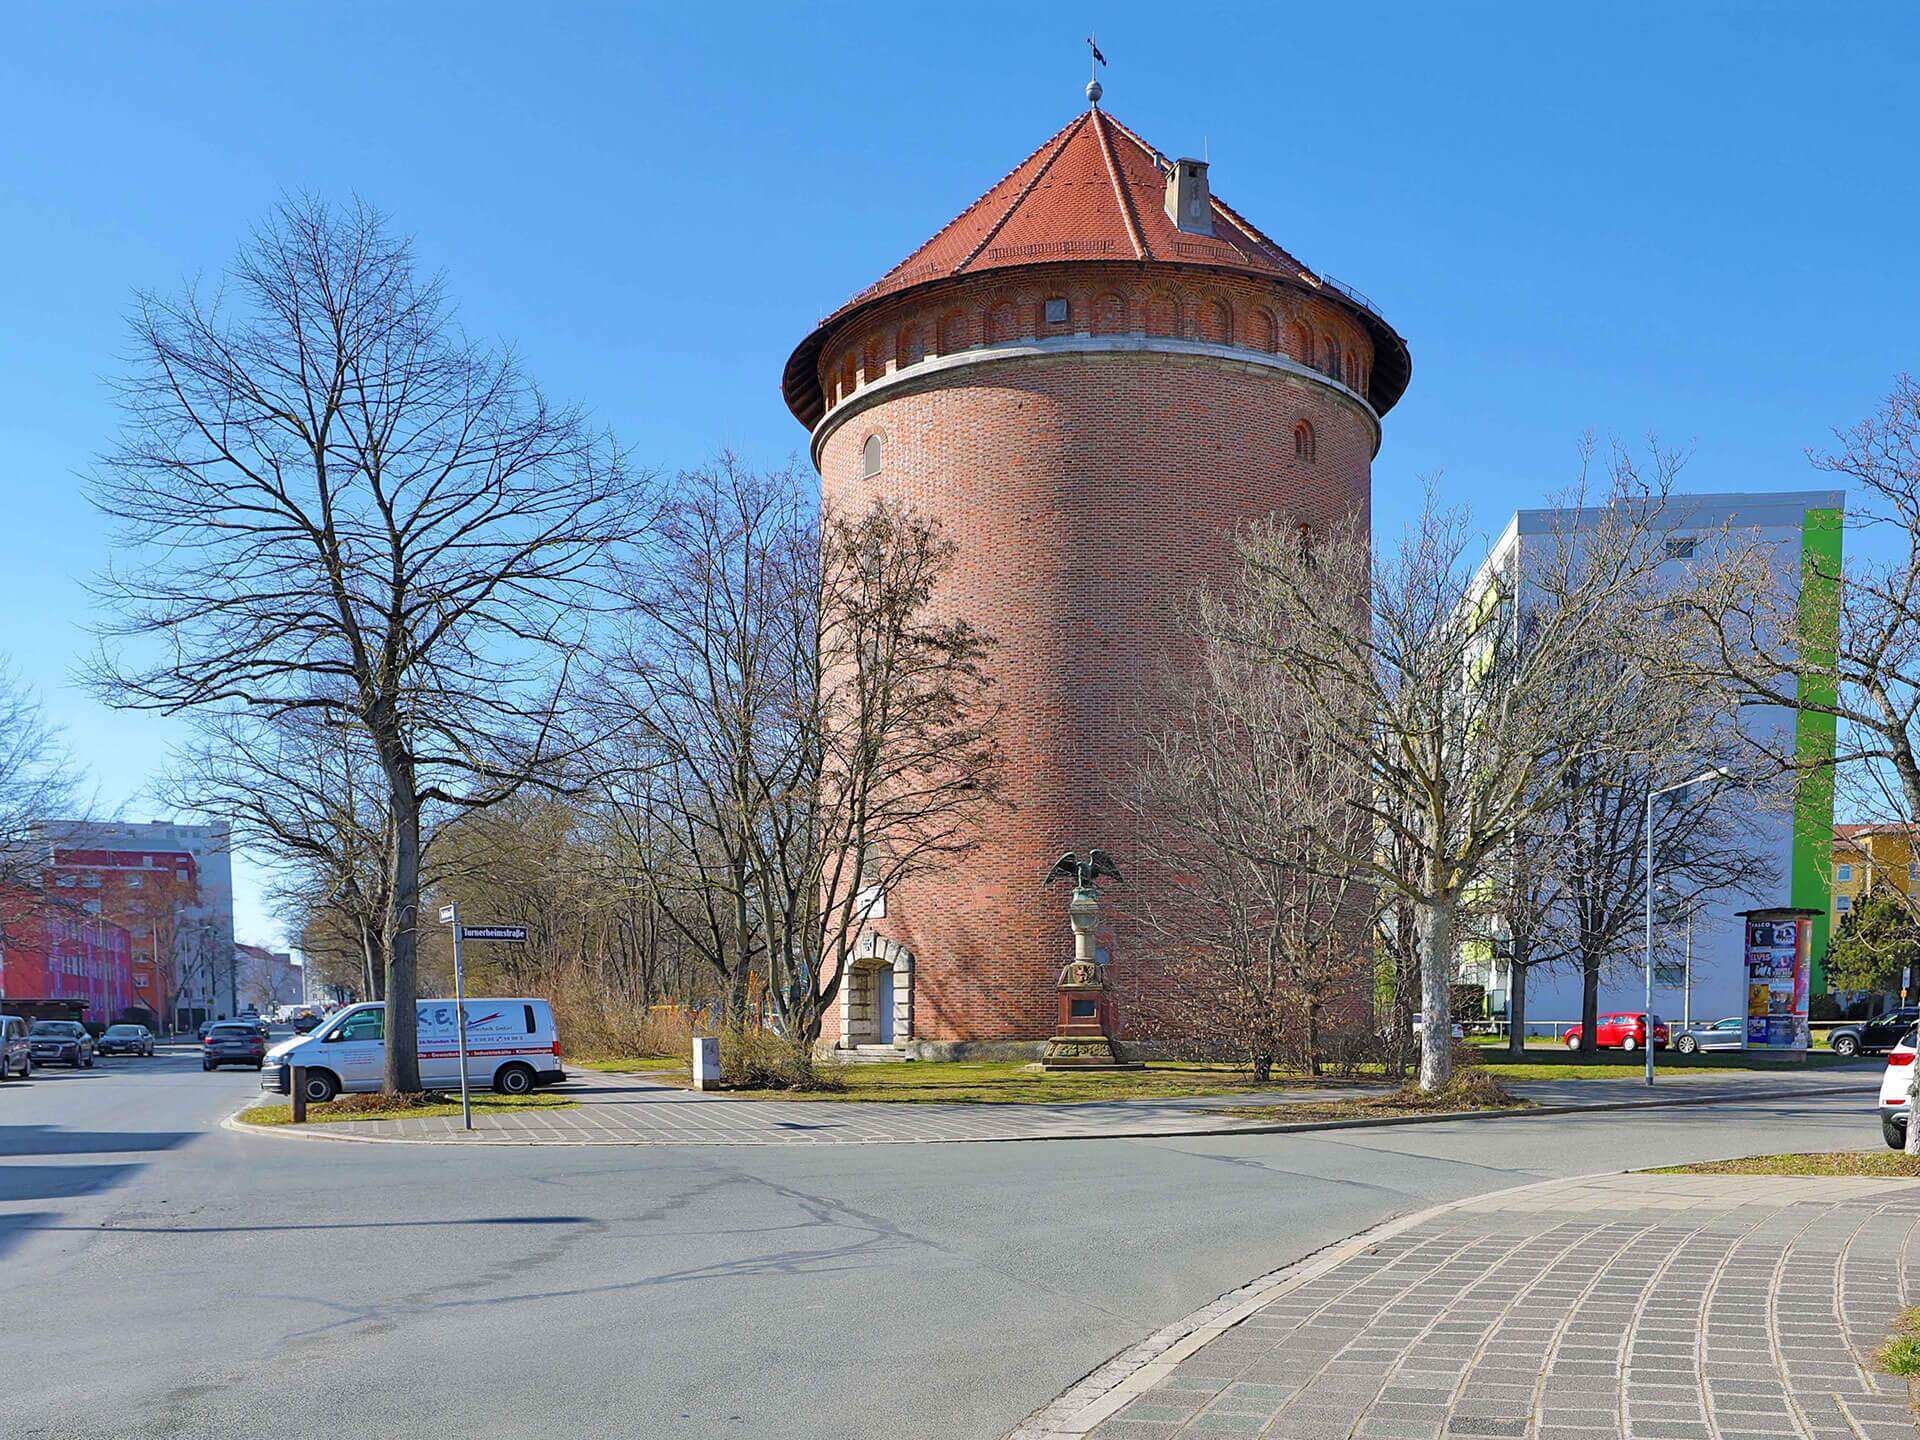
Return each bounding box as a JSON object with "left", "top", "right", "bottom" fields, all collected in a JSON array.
[{"left": 438, "top": 903, "right": 473, "bottom": 1129}]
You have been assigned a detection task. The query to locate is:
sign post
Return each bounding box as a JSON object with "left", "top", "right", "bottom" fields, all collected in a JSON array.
[{"left": 438, "top": 903, "right": 472, "bottom": 1130}]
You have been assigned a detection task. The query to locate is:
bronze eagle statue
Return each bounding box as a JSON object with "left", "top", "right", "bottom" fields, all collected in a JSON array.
[{"left": 1044, "top": 849, "right": 1123, "bottom": 891}]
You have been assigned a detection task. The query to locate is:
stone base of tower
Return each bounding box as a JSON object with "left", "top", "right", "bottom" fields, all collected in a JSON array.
[{"left": 1039, "top": 1035, "right": 1142, "bottom": 1070}]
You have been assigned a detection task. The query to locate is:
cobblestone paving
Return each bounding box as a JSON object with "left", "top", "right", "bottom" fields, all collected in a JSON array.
[
  {"left": 270, "top": 1069, "right": 1875, "bottom": 1147},
  {"left": 1074, "top": 1174, "right": 1919, "bottom": 1440}
]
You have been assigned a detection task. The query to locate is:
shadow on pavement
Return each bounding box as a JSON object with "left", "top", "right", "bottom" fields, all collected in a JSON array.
[
  {"left": 0, "top": 1161, "right": 145, "bottom": 1204},
  {"left": 7, "top": 1213, "right": 597, "bottom": 1236},
  {"left": 0, "top": 1126, "right": 197, "bottom": 1158}
]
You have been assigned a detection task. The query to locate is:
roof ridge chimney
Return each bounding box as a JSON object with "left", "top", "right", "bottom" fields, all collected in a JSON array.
[{"left": 1165, "top": 156, "right": 1212, "bottom": 235}]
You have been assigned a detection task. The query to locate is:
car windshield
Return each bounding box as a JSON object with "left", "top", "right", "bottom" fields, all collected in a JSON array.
[
  {"left": 209, "top": 1025, "right": 255, "bottom": 1037},
  {"left": 106, "top": 1025, "right": 140, "bottom": 1035},
  {"left": 30, "top": 1022, "right": 80, "bottom": 1036}
]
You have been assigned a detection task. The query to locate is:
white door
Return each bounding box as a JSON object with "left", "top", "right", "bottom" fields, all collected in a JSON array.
[{"left": 322, "top": 1007, "right": 385, "bottom": 1089}]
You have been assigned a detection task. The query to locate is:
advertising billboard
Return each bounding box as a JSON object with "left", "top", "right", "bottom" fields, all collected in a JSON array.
[{"left": 1743, "top": 912, "right": 1811, "bottom": 1051}]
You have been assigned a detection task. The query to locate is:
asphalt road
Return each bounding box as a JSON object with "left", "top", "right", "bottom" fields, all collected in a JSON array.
[{"left": 0, "top": 1048, "right": 1887, "bottom": 1440}]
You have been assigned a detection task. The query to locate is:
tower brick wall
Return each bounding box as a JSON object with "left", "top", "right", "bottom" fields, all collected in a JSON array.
[{"left": 815, "top": 269, "right": 1377, "bottom": 1043}]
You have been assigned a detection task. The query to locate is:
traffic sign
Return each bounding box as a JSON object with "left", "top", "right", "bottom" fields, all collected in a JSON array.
[
  {"left": 438, "top": 905, "right": 456, "bottom": 924},
  {"left": 460, "top": 925, "right": 528, "bottom": 943}
]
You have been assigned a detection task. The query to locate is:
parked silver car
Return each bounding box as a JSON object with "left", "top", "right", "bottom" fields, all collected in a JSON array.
[
  {"left": 1670, "top": 1016, "right": 1746, "bottom": 1055},
  {"left": 0, "top": 1015, "right": 30, "bottom": 1079}
]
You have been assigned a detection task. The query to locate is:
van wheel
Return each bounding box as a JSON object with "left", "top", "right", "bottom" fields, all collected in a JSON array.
[
  {"left": 300, "top": 1069, "right": 340, "bottom": 1105},
  {"left": 494, "top": 1063, "right": 536, "bottom": 1096}
]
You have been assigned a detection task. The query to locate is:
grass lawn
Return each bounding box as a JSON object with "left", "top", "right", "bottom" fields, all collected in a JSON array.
[
  {"left": 1469, "top": 1038, "right": 1856, "bottom": 1082},
  {"left": 568, "top": 1056, "right": 686, "bottom": 1075},
  {"left": 241, "top": 1092, "right": 577, "bottom": 1127},
  {"left": 1212, "top": 1073, "right": 1529, "bottom": 1124},
  {"left": 1878, "top": 1309, "right": 1920, "bottom": 1378},
  {"left": 1645, "top": 1150, "right": 1920, "bottom": 1178},
  {"left": 723, "top": 1059, "right": 1346, "bottom": 1105}
]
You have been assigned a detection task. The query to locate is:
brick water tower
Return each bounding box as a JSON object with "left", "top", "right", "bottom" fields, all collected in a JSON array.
[{"left": 783, "top": 83, "right": 1410, "bottom": 1055}]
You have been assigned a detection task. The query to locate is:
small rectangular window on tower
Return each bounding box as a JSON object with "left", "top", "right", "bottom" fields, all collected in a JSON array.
[
  {"left": 1044, "top": 297, "right": 1068, "bottom": 325},
  {"left": 1664, "top": 537, "right": 1697, "bottom": 560}
]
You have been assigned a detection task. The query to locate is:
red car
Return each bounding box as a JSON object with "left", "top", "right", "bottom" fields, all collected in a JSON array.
[{"left": 1563, "top": 1013, "right": 1668, "bottom": 1052}]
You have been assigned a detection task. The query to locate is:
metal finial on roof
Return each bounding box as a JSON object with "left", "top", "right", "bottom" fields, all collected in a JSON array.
[{"left": 1086, "top": 77, "right": 1103, "bottom": 106}]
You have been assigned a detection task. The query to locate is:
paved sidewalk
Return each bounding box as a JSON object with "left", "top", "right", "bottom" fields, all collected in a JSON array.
[
  {"left": 1018, "top": 1172, "right": 1920, "bottom": 1440},
  {"left": 241, "top": 1066, "right": 1881, "bottom": 1146}
]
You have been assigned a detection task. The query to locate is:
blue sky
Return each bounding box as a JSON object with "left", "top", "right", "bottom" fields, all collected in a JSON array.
[{"left": 1, "top": 2, "right": 1914, "bottom": 946}]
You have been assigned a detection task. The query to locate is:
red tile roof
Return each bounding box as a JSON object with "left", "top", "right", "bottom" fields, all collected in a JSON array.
[{"left": 783, "top": 106, "right": 1409, "bottom": 429}]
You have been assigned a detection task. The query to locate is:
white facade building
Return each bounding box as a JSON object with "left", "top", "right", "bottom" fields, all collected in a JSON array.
[
  {"left": 39, "top": 819, "right": 238, "bottom": 1025},
  {"left": 1464, "top": 490, "right": 1843, "bottom": 1034}
]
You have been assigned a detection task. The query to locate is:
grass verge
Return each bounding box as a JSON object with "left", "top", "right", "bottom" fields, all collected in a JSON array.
[
  {"left": 241, "top": 1091, "right": 577, "bottom": 1126},
  {"left": 1644, "top": 1150, "right": 1920, "bottom": 1178},
  {"left": 1878, "top": 1308, "right": 1920, "bottom": 1378},
  {"left": 718, "top": 1060, "right": 1359, "bottom": 1105},
  {"left": 1210, "top": 1070, "right": 1530, "bottom": 1124},
  {"left": 568, "top": 1056, "right": 685, "bottom": 1075}
]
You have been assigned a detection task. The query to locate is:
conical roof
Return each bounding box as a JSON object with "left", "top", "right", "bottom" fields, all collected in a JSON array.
[{"left": 783, "top": 106, "right": 1409, "bottom": 428}]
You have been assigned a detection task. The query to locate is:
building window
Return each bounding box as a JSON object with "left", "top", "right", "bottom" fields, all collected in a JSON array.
[
  {"left": 1836, "top": 895, "right": 1852, "bottom": 913},
  {"left": 1836, "top": 863, "right": 1853, "bottom": 884},
  {"left": 1044, "top": 297, "right": 1068, "bottom": 325},
  {"left": 127, "top": 874, "right": 143, "bottom": 889},
  {"left": 862, "top": 435, "right": 883, "bottom": 479},
  {"left": 81, "top": 873, "right": 101, "bottom": 887},
  {"left": 1294, "top": 421, "right": 1316, "bottom": 462},
  {"left": 1664, "top": 537, "right": 1697, "bottom": 560},
  {"left": 55, "top": 873, "right": 76, "bottom": 888}
]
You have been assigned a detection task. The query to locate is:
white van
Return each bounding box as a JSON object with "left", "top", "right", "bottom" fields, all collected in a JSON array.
[{"left": 261, "top": 998, "right": 564, "bottom": 1104}]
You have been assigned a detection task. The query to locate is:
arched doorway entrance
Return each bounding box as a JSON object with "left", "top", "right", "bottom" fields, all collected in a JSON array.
[{"left": 839, "top": 932, "right": 913, "bottom": 1051}]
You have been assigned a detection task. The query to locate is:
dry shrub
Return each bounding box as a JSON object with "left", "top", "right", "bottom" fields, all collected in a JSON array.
[
  {"left": 323, "top": 1091, "right": 452, "bottom": 1114},
  {"left": 1391, "top": 1068, "right": 1519, "bottom": 1110},
  {"left": 720, "top": 1027, "right": 845, "bottom": 1092},
  {"left": 550, "top": 982, "right": 695, "bottom": 1060}
]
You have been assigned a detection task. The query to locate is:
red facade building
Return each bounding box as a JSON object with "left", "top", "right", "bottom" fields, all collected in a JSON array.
[
  {"left": 0, "top": 886, "right": 135, "bottom": 1022},
  {"left": 44, "top": 847, "right": 200, "bottom": 1025},
  {"left": 784, "top": 94, "right": 1409, "bottom": 1052}
]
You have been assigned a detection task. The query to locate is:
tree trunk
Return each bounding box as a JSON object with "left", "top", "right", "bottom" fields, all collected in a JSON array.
[
  {"left": 1507, "top": 961, "right": 1528, "bottom": 1059},
  {"left": 1252, "top": 1052, "right": 1273, "bottom": 1084},
  {"left": 1579, "top": 955, "right": 1601, "bottom": 1055},
  {"left": 382, "top": 777, "right": 423, "bottom": 1094},
  {"left": 1305, "top": 996, "right": 1322, "bottom": 1077},
  {"left": 1416, "top": 897, "right": 1456, "bottom": 1091},
  {"left": 1907, "top": 1064, "right": 1920, "bottom": 1158}
]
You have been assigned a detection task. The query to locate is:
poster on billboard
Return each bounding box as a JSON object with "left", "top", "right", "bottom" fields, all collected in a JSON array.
[{"left": 1739, "top": 908, "right": 1815, "bottom": 1052}]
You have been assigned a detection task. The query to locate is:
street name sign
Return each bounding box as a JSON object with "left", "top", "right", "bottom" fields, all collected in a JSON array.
[{"left": 460, "top": 925, "right": 528, "bottom": 943}]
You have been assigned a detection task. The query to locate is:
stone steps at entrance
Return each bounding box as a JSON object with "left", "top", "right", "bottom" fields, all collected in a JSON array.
[{"left": 835, "top": 1044, "right": 914, "bottom": 1064}]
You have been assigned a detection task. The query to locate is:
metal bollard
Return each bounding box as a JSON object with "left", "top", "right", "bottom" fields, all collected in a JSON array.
[{"left": 291, "top": 1066, "right": 307, "bottom": 1123}]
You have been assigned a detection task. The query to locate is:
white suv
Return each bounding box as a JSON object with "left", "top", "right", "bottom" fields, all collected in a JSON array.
[{"left": 1878, "top": 1026, "right": 1917, "bottom": 1149}]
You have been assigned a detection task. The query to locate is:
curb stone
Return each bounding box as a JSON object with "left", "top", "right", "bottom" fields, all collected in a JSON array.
[
  {"left": 1002, "top": 1171, "right": 1618, "bottom": 1439},
  {"left": 217, "top": 1080, "right": 1873, "bottom": 1148}
]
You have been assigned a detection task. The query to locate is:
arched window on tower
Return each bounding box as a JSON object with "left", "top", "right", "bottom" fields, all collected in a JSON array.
[
  {"left": 1294, "top": 420, "right": 1316, "bottom": 463},
  {"left": 862, "top": 434, "right": 883, "bottom": 479}
]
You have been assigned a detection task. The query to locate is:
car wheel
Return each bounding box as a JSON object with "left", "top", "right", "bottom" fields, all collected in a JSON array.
[
  {"left": 300, "top": 1069, "right": 340, "bottom": 1104},
  {"left": 83, "top": 1052, "right": 94, "bottom": 1068},
  {"left": 1833, "top": 1034, "right": 1859, "bottom": 1057},
  {"left": 202, "top": 1059, "right": 215, "bottom": 1071},
  {"left": 1621, "top": 1036, "right": 1636, "bottom": 1052},
  {"left": 1675, "top": 1035, "right": 1697, "bottom": 1055},
  {"left": 494, "top": 1063, "right": 536, "bottom": 1097},
  {"left": 1884, "top": 1114, "right": 1907, "bottom": 1151},
  {"left": 1565, "top": 1035, "right": 1580, "bottom": 1050}
]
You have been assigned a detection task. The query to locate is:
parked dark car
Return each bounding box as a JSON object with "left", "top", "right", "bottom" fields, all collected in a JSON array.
[
  {"left": 0, "top": 1015, "right": 31, "bottom": 1079},
  {"left": 1829, "top": 1007, "right": 1920, "bottom": 1058},
  {"left": 98, "top": 1023, "right": 156, "bottom": 1057},
  {"left": 28, "top": 1020, "right": 95, "bottom": 1068},
  {"left": 202, "top": 1022, "right": 267, "bottom": 1071}
]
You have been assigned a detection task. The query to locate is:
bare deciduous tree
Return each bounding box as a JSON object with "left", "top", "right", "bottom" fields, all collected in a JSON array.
[
  {"left": 1223, "top": 473, "right": 1695, "bottom": 1091},
  {"left": 1683, "top": 376, "right": 1920, "bottom": 1150},
  {"left": 88, "top": 196, "right": 644, "bottom": 1092},
  {"left": 1124, "top": 565, "right": 1372, "bottom": 1080}
]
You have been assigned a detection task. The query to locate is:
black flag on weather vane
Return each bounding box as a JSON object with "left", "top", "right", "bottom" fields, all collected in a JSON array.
[{"left": 1088, "top": 35, "right": 1107, "bottom": 66}]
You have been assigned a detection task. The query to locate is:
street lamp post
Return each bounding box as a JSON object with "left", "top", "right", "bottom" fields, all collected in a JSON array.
[{"left": 1644, "top": 768, "right": 1728, "bottom": 1088}]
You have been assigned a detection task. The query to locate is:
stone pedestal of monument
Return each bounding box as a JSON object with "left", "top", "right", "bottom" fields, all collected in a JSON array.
[{"left": 1041, "top": 887, "right": 1142, "bottom": 1070}]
